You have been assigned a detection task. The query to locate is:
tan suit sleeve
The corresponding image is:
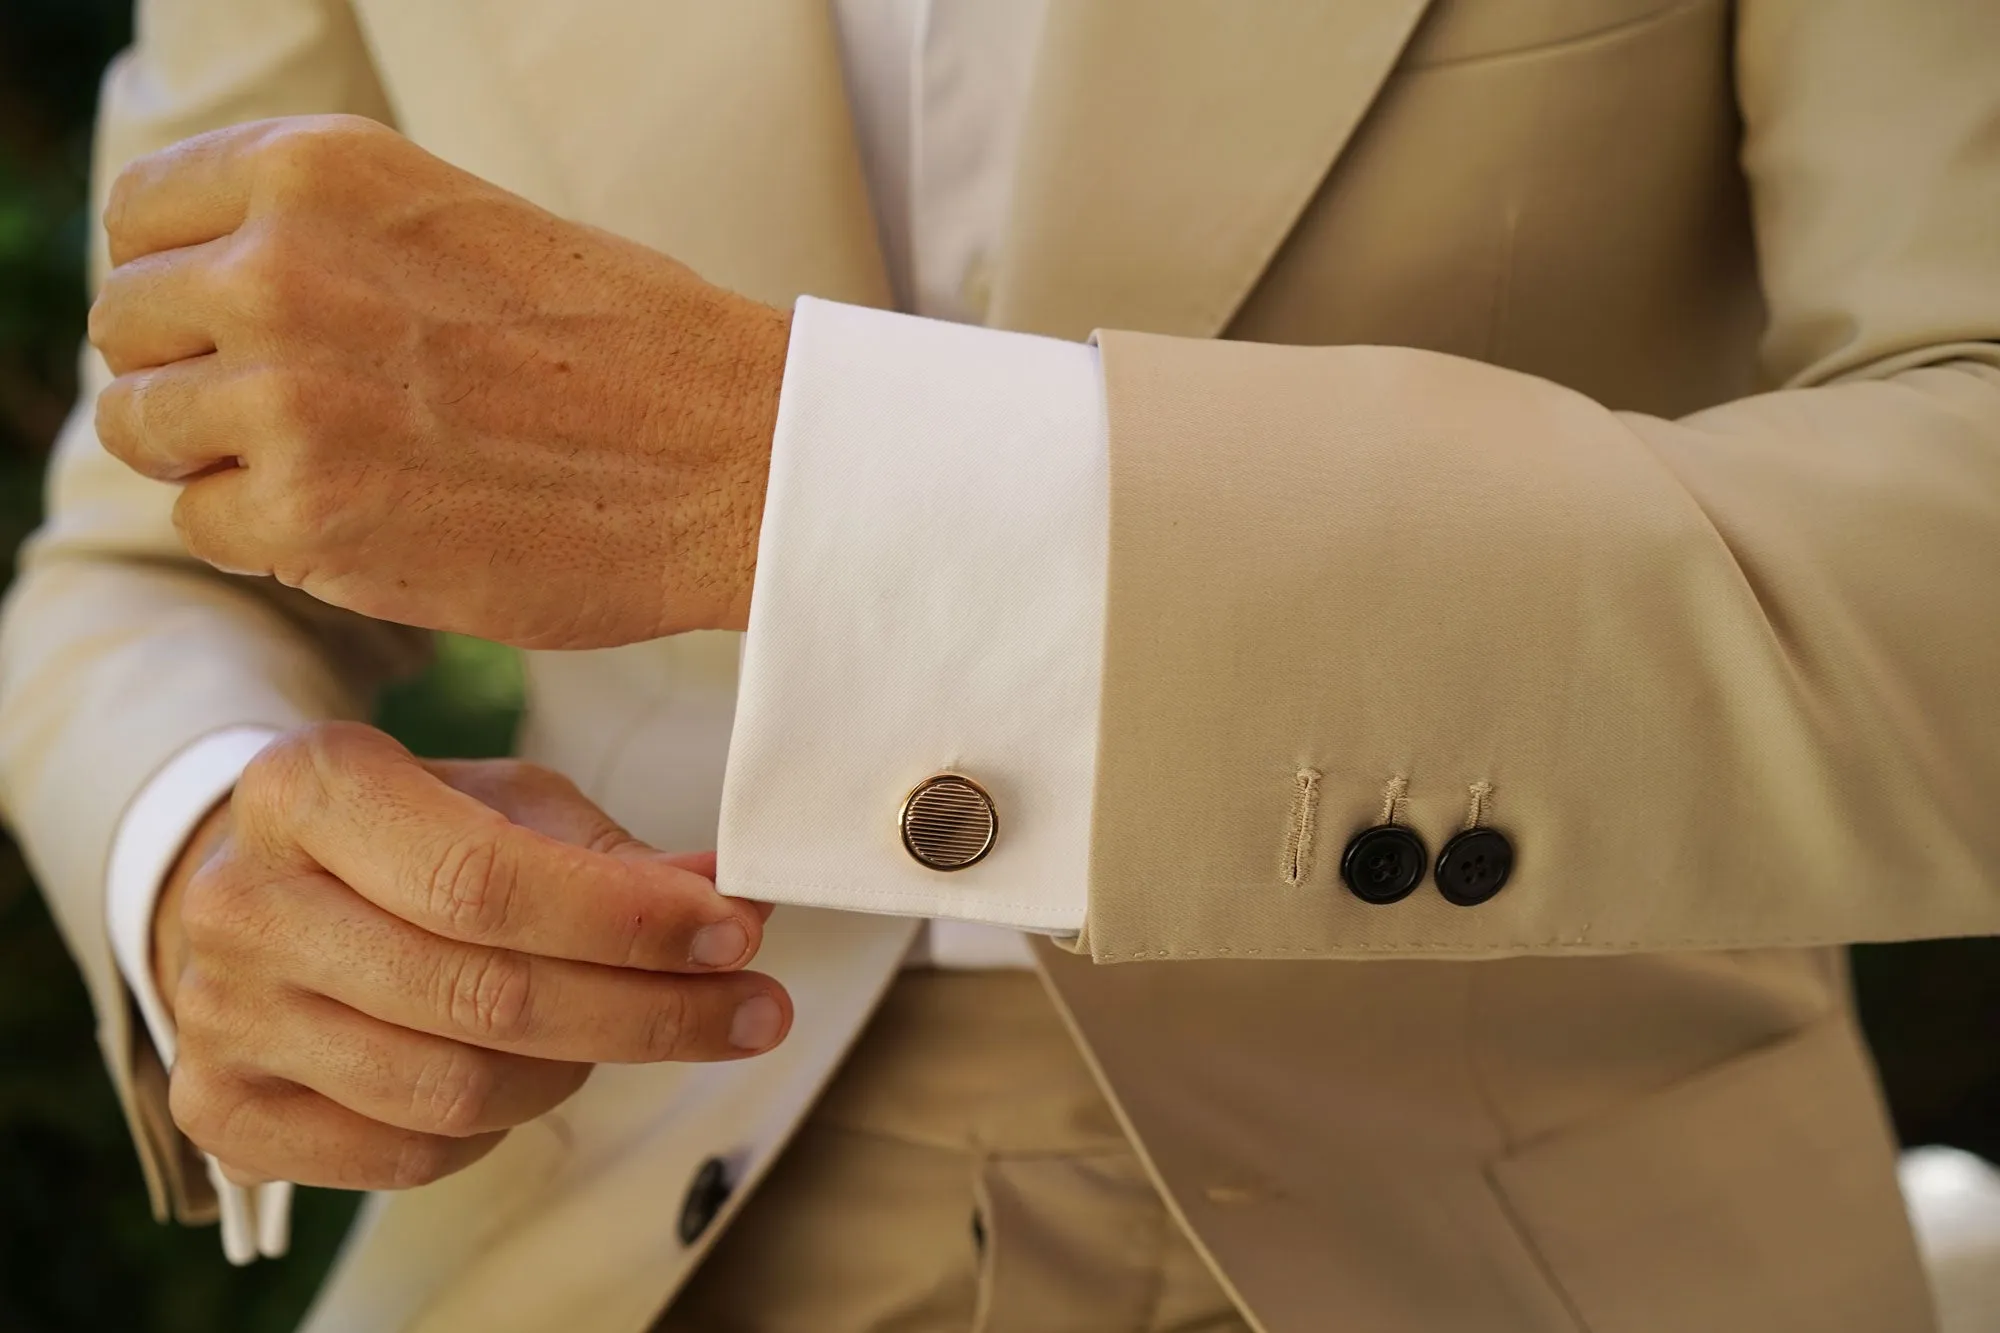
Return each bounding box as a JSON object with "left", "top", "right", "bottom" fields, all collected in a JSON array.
[
  {"left": 0, "top": 0, "right": 425, "bottom": 1220},
  {"left": 1080, "top": 0, "right": 2000, "bottom": 963}
]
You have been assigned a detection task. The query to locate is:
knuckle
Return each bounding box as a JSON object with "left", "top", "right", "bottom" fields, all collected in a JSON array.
[
  {"left": 166, "top": 966, "right": 233, "bottom": 1040},
  {"left": 164, "top": 1068, "right": 211, "bottom": 1142},
  {"left": 169, "top": 483, "right": 248, "bottom": 573},
  {"left": 103, "top": 164, "right": 139, "bottom": 238},
  {"left": 234, "top": 734, "right": 318, "bottom": 833},
  {"left": 483, "top": 759, "right": 540, "bottom": 791},
  {"left": 216, "top": 1090, "right": 271, "bottom": 1159},
  {"left": 240, "top": 729, "right": 314, "bottom": 802},
  {"left": 412, "top": 1046, "right": 497, "bottom": 1137},
  {"left": 101, "top": 155, "right": 166, "bottom": 255},
  {"left": 583, "top": 821, "right": 638, "bottom": 859},
  {"left": 241, "top": 361, "right": 316, "bottom": 436},
  {"left": 118, "top": 373, "right": 156, "bottom": 440},
  {"left": 237, "top": 724, "right": 392, "bottom": 851},
  {"left": 384, "top": 1133, "right": 456, "bottom": 1191},
  {"left": 168, "top": 490, "right": 216, "bottom": 565},
  {"left": 224, "top": 227, "right": 317, "bottom": 325},
  {"left": 169, "top": 974, "right": 273, "bottom": 1077},
  {"left": 263, "top": 465, "right": 348, "bottom": 547},
  {"left": 640, "top": 984, "right": 694, "bottom": 1062},
  {"left": 256, "top": 116, "right": 349, "bottom": 175},
  {"left": 304, "top": 719, "right": 391, "bottom": 789},
  {"left": 440, "top": 759, "right": 542, "bottom": 811},
  {"left": 575, "top": 802, "right": 640, "bottom": 859},
  {"left": 177, "top": 865, "right": 256, "bottom": 955},
  {"left": 293, "top": 112, "right": 389, "bottom": 149},
  {"left": 441, "top": 948, "right": 534, "bottom": 1044},
  {"left": 85, "top": 296, "right": 119, "bottom": 360},
  {"left": 167, "top": 1063, "right": 250, "bottom": 1153},
  {"left": 93, "top": 378, "right": 137, "bottom": 457},
  {"left": 254, "top": 473, "right": 324, "bottom": 551},
  {"left": 253, "top": 115, "right": 392, "bottom": 197},
  {"left": 299, "top": 719, "right": 385, "bottom": 775},
  {"left": 290, "top": 721, "right": 393, "bottom": 821},
  {"left": 425, "top": 830, "right": 516, "bottom": 942}
]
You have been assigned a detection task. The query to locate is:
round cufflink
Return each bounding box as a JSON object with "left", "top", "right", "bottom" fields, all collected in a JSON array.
[{"left": 900, "top": 773, "right": 997, "bottom": 871}]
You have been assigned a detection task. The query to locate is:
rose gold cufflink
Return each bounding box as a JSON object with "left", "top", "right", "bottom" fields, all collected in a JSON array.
[{"left": 899, "top": 773, "right": 997, "bottom": 871}]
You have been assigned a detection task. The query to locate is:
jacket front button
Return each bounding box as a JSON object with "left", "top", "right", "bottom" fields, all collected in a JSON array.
[
  {"left": 677, "top": 1156, "right": 734, "bottom": 1246},
  {"left": 1435, "top": 828, "right": 1515, "bottom": 906},
  {"left": 1340, "top": 825, "right": 1428, "bottom": 904}
]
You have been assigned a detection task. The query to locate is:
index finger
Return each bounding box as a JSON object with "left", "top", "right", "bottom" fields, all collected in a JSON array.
[
  {"left": 265, "top": 728, "right": 762, "bottom": 972},
  {"left": 105, "top": 121, "right": 270, "bottom": 268},
  {"left": 105, "top": 114, "right": 386, "bottom": 268}
]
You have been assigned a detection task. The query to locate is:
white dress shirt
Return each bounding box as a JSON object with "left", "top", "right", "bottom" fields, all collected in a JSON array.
[{"left": 104, "top": 0, "right": 1105, "bottom": 1261}]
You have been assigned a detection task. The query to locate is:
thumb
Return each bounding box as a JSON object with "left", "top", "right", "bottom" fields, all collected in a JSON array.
[
  {"left": 425, "top": 762, "right": 772, "bottom": 922},
  {"left": 426, "top": 758, "right": 653, "bottom": 854},
  {"left": 658, "top": 851, "right": 774, "bottom": 924}
]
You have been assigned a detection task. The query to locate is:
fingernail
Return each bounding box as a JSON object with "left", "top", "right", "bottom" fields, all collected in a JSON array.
[
  {"left": 690, "top": 920, "right": 748, "bottom": 969},
  {"left": 729, "top": 995, "right": 783, "bottom": 1051}
]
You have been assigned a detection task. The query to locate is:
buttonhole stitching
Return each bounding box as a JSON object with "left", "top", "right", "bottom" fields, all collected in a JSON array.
[
  {"left": 1378, "top": 775, "right": 1410, "bottom": 826},
  {"left": 1465, "top": 780, "right": 1494, "bottom": 829},
  {"left": 1283, "top": 768, "right": 1322, "bottom": 886}
]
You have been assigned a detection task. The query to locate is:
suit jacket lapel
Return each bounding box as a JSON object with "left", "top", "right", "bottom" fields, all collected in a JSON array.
[{"left": 989, "top": 0, "right": 1438, "bottom": 339}]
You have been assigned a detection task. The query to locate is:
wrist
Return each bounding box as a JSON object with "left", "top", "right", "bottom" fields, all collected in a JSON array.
[
  {"left": 711, "top": 293, "right": 788, "bottom": 634},
  {"left": 650, "top": 287, "right": 788, "bottom": 636}
]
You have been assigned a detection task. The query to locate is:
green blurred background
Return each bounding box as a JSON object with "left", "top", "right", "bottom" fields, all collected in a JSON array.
[{"left": 0, "top": 4, "right": 1993, "bottom": 1330}]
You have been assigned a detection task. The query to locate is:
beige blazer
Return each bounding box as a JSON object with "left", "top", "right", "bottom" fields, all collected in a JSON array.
[{"left": 4, "top": 0, "right": 1996, "bottom": 1329}]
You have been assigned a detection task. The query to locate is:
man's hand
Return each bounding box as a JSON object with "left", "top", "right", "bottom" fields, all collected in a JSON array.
[
  {"left": 152, "top": 722, "right": 787, "bottom": 1191},
  {"left": 89, "top": 115, "right": 788, "bottom": 649}
]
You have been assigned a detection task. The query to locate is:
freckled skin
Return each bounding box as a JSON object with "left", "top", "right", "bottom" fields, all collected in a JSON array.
[
  {"left": 89, "top": 114, "right": 789, "bottom": 650},
  {"left": 148, "top": 724, "right": 786, "bottom": 1192},
  {"left": 86, "top": 118, "right": 797, "bottom": 1191}
]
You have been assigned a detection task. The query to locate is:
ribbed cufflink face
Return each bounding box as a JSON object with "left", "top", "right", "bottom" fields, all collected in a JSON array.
[{"left": 900, "top": 774, "right": 997, "bottom": 871}]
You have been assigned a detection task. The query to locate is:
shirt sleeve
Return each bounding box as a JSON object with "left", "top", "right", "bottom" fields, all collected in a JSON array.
[
  {"left": 718, "top": 297, "right": 1106, "bottom": 936},
  {"left": 107, "top": 724, "right": 293, "bottom": 1264}
]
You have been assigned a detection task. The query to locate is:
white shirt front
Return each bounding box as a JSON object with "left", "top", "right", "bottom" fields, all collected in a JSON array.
[{"left": 105, "top": 0, "right": 1107, "bottom": 1260}]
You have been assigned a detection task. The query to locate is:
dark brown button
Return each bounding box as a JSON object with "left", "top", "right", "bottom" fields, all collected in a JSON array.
[
  {"left": 1340, "top": 825, "right": 1427, "bottom": 904},
  {"left": 900, "top": 774, "right": 997, "bottom": 871},
  {"left": 1435, "top": 828, "right": 1514, "bottom": 906}
]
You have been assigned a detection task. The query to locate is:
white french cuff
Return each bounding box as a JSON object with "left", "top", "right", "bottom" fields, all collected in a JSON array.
[
  {"left": 107, "top": 724, "right": 292, "bottom": 1264},
  {"left": 719, "top": 297, "right": 1106, "bottom": 937}
]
